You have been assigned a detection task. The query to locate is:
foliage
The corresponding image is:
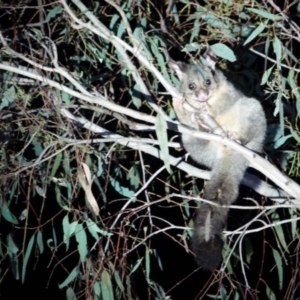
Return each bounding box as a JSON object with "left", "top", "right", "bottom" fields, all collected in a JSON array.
[{"left": 0, "top": 0, "right": 300, "bottom": 299}]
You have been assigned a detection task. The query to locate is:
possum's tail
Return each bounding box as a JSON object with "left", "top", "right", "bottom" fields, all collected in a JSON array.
[{"left": 191, "top": 153, "right": 248, "bottom": 271}]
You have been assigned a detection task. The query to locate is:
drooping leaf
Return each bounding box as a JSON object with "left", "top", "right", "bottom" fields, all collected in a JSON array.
[
  {"left": 272, "top": 212, "right": 289, "bottom": 252},
  {"left": 66, "top": 287, "right": 77, "bottom": 300},
  {"left": 129, "top": 258, "right": 144, "bottom": 276},
  {"left": 110, "top": 177, "right": 135, "bottom": 198},
  {"left": 261, "top": 66, "right": 274, "bottom": 85},
  {"left": 109, "top": 261, "right": 125, "bottom": 292},
  {"left": 59, "top": 267, "right": 79, "bottom": 289},
  {"left": 22, "top": 234, "right": 35, "bottom": 283},
  {"left": 272, "top": 249, "right": 283, "bottom": 290},
  {"left": 273, "top": 36, "right": 282, "bottom": 69},
  {"left": 0, "top": 198, "right": 18, "bottom": 224},
  {"left": 75, "top": 223, "right": 88, "bottom": 262},
  {"left": 100, "top": 269, "right": 114, "bottom": 300},
  {"left": 85, "top": 218, "right": 113, "bottom": 240},
  {"left": 7, "top": 233, "right": 19, "bottom": 280},
  {"left": 37, "top": 230, "right": 44, "bottom": 254},
  {"left": 244, "top": 21, "right": 268, "bottom": 45},
  {"left": 266, "top": 284, "right": 277, "bottom": 300}
]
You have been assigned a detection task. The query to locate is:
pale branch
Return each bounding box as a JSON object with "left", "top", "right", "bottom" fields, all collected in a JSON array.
[
  {"left": 0, "top": 31, "right": 94, "bottom": 96},
  {"left": 61, "top": 0, "right": 170, "bottom": 119},
  {"left": 171, "top": 194, "right": 298, "bottom": 210},
  {"left": 250, "top": 47, "right": 300, "bottom": 72},
  {"left": 227, "top": 215, "right": 300, "bottom": 236},
  {"left": 78, "top": 103, "right": 156, "bottom": 131},
  {"left": 58, "top": 1, "right": 300, "bottom": 198},
  {"left": 0, "top": 61, "right": 299, "bottom": 200},
  {"left": 62, "top": 0, "right": 178, "bottom": 98}
]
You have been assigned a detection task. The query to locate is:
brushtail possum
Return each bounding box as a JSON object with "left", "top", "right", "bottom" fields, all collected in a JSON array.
[{"left": 169, "top": 49, "right": 266, "bottom": 271}]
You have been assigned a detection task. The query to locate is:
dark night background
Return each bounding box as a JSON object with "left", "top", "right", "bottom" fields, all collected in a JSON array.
[{"left": 1, "top": 0, "right": 300, "bottom": 299}]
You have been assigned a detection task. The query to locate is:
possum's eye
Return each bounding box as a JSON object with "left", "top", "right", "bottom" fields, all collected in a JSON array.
[
  {"left": 188, "top": 83, "right": 196, "bottom": 90},
  {"left": 205, "top": 79, "right": 211, "bottom": 86}
]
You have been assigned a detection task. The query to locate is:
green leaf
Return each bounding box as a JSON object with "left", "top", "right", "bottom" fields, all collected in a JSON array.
[
  {"left": 44, "top": 6, "right": 63, "bottom": 23},
  {"left": 261, "top": 66, "right": 274, "bottom": 85},
  {"left": 190, "top": 19, "right": 201, "bottom": 43},
  {"left": 117, "top": 20, "right": 126, "bottom": 39},
  {"left": 129, "top": 258, "right": 144, "bottom": 276},
  {"left": 61, "top": 91, "right": 72, "bottom": 104},
  {"left": 189, "top": 11, "right": 229, "bottom": 30},
  {"left": 220, "top": 285, "right": 228, "bottom": 299},
  {"left": 247, "top": 8, "right": 283, "bottom": 21},
  {"left": 63, "top": 215, "right": 71, "bottom": 250},
  {"left": 289, "top": 124, "right": 300, "bottom": 143},
  {"left": 109, "top": 14, "right": 120, "bottom": 30},
  {"left": 127, "top": 166, "right": 140, "bottom": 190},
  {"left": 273, "top": 36, "right": 282, "bottom": 69},
  {"left": 182, "top": 43, "right": 202, "bottom": 53},
  {"left": 172, "top": 3, "right": 180, "bottom": 24},
  {"left": 51, "top": 152, "right": 62, "bottom": 178},
  {"left": 153, "top": 249, "right": 163, "bottom": 272},
  {"left": 266, "top": 284, "right": 276, "bottom": 300},
  {"left": 52, "top": 225, "right": 57, "bottom": 249},
  {"left": 288, "top": 69, "right": 300, "bottom": 116},
  {"left": 110, "top": 177, "right": 135, "bottom": 198},
  {"left": 37, "top": 230, "right": 44, "bottom": 254},
  {"left": 32, "top": 137, "right": 43, "bottom": 156},
  {"left": 94, "top": 281, "right": 101, "bottom": 297},
  {"left": 126, "top": 276, "right": 132, "bottom": 300},
  {"left": 145, "top": 245, "right": 150, "bottom": 279},
  {"left": 272, "top": 249, "right": 283, "bottom": 290},
  {"left": 35, "top": 185, "right": 45, "bottom": 197},
  {"left": 245, "top": 237, "right": 253, "bottom": 264},
  {"left": 75, "top": 223, "right": 88, "bottom": 262},
  {"left": 272, "top": 213, "right": 289, "bottom": 252},
  {"left": 0, "top": 86, "right": 15, "bottom": 111},
  {"left": 108, "top": 261, "right": 125, "bottom": 292},
  {"left": 7, "top": 233, "right": 19, "bottom": 280},
  {"left": 155, "top": 110, "right": 171, "bottom": 173},
  {"left": 297, "top": 0, "right": 300, "bottom": 14},
  {"left": 128, "top": 83, "right": 142, "bottom": 109},
  {"left": 290, "top": 207, "right": 298, "bottom": 238},
  {"left": 59, "top": 267, "right": 79, "bottom": 288},
  {"left": 0, "top": 198, "right": 18, "bottom": 224},
  {"left": 210, "top": 43, "right": 236, "bottom": 62},
  {"left": 22, "top": 234, "right": 35, "bottom": 283},
  {"left": 100, "top": 269, "right": 114, "bottom": 300},
  {"left": 66, "top": 287, "right": 76, "bottom": 300},
  {"left": 273, "top": 134, "right": 292, "bottom": 149},
  {"left": 85, "top": 218, "right": 113, "bottom": 240},
  {"left": 244, "top": 21, "right": 267, "bottom": 45}
]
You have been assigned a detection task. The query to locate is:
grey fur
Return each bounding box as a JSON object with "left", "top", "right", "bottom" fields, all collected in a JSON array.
[{"left": 169, "top": 50, "right": 266, "bottom": 271}]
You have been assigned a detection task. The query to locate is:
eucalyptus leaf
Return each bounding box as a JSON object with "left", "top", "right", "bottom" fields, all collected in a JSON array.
[
  {"left": 75, "top": 223, "right": 88, "bottom": 262},
  {"left": 22, "top": 234, "right": 35, "bottom": 283},
  {"left": 272, "top": 249, "right": 283, "bottom": 290},
  {"left": 210, "top": 43, "right": 236, "bottom": 62},
  {"left": 244, "top": 22, "right": 267, "bottom": 45},
  {"left": 59, "top": 267, "right": 79, "bottom": 288},
  {"left": 247, "top": 8, "right": 283, "bottom": 21}
]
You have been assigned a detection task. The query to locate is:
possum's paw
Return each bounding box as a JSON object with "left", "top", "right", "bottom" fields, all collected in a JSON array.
[{"left": 226, "top": 131, "right": 241, "bottom": 144}]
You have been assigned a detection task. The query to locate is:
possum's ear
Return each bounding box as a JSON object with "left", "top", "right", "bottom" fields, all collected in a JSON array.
[
  {"left": 168, "top": 59, "right": 188, "bottom": 81},
  {"left": 204, "top": 47, "right": 217, "bottom": 70}
]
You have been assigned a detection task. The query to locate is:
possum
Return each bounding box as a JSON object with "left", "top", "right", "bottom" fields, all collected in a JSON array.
[{"left": 169, "top": 49, "right": 266, "bottom": 271}]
